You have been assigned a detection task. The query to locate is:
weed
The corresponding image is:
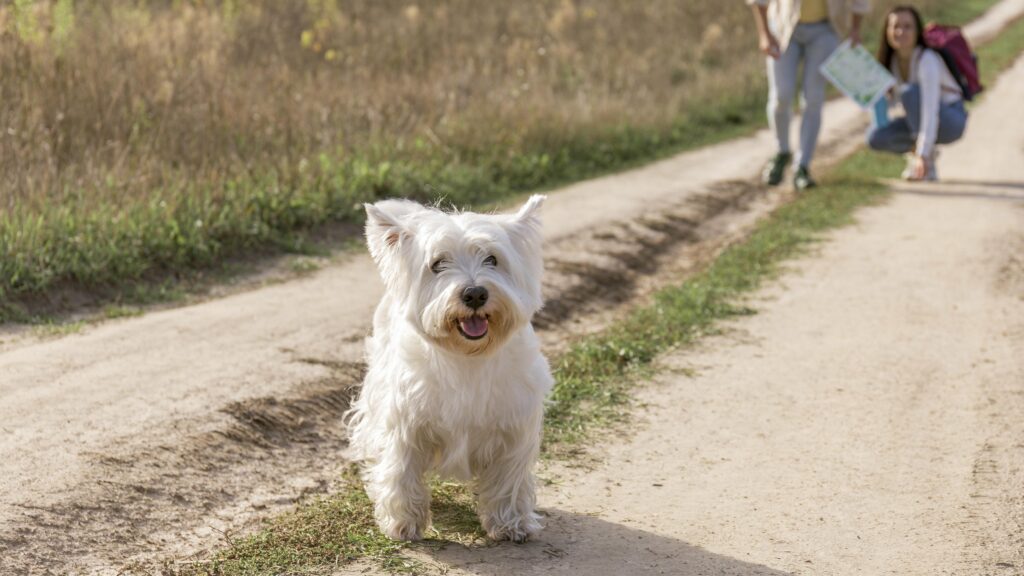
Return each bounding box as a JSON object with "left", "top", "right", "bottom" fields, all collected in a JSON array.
[
  {"left": 289, "top": 258, "right": 323, "bottom": 276},
  {"left": 34, "top": 320, "right": 87, "bottom": 338},
  {"left": 103, "top": 305, "right": 142, "bottom": 320}
]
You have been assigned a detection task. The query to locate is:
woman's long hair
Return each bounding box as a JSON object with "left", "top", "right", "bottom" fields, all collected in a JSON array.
[{"left": 877, "top": 5, "right": 927, "bottom": 69}]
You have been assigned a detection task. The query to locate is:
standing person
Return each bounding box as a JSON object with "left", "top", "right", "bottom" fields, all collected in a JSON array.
[
  {"left": 866, "top": 6, "right": 968, "bottom": 181},
  {"left": 748, "top": 0, "right": 868, "bottom": 190}
]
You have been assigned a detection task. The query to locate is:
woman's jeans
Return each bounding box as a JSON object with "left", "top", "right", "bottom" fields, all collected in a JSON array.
[
  {"left": 867, "top": 84, "right": 968, "bottom": 155},
  {"left": 767, "top": 21, "right": 839, "bottom": 168}
]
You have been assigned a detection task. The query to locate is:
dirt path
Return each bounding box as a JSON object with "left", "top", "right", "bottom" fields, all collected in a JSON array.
[
  {"left": 1, "top": 4, "right": 1022, "bottom": 575},
  {"left": 395, "top": 51, "right": 1024, "bottom": 576}
]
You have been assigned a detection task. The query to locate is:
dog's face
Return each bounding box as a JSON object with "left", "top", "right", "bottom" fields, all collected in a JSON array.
[{"left": 365, "top": 195, "right": 545, "bottom": 356}]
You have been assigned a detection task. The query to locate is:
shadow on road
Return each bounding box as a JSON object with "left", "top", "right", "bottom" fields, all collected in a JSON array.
[
  {"left": 887, "top": 179, "right": 1024, "bottom": 201},
  {"left": 421, "top": 508, "right": 792, "bottom": 576}
]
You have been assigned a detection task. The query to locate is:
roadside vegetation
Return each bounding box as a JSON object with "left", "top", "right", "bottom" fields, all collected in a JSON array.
[
  {"left": 156, "top": 4, "right": 1024, "bottom": 574},
  {"left": 0, "top": 0, "right": 992, "bottom": 322}
]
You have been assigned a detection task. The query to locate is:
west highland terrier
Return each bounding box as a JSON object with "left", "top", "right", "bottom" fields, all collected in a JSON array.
[{"left": 346, "top": 195, "right": 553, "bottom": 543}]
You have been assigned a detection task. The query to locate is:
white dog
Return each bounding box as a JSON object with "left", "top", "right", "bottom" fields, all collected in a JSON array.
[{"left": 345, "top": 195, "right": 553, "bottom": 543}]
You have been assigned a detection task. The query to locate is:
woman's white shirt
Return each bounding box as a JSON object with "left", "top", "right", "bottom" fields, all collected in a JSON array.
[{"left": 890, "top": 47, "right": 963, "bottom": 157}]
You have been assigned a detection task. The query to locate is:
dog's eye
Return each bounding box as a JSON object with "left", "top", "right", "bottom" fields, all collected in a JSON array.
[
  {"left": 483, "top": 255, "right": 497, "bottom": 267},
  {"left": 430, "top": 259, "right": 447, "bottom": 274}
]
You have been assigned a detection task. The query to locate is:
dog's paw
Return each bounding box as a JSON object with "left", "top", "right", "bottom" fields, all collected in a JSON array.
[
  {"left": 370, "top": 478, "right": 431, "bottom": 542},
  {"left": 376, "top": 510, "right": 428, "bottom": 541},
  {"left": 484, "top": 515, "right": 542, "bottom": 544},
  {"left": 486, "top": 524, "right": 534, "bottom": 544},
  {"left": 381, "top": 518, "right": 426, "bottom": 541}
]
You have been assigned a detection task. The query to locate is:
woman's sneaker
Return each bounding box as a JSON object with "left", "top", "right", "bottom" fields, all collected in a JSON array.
[
  {"left": 793, "top": 165, "right": 817, "bottom": 190},
  {"left": 762, "top": 152, "right": 792, "bottom": 186},
  {"left": 925, "top": 150, "right": 939, "bottom": 181}
]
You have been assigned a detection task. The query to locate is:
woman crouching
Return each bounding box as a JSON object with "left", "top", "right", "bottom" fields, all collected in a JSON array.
[{"left": 867, "top": 5, "right": 967, "bottom": 181}]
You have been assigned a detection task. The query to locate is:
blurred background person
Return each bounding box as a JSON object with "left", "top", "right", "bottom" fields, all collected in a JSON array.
[
  {"left": 748, "top": 0, "right": 869, "bottom": 189},
  {"left": 867, "top": 5, "right": 968, "bottom": 181}
]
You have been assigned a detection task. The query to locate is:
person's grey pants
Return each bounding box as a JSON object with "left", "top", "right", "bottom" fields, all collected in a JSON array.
[
  {"left": 766, "top": 21, "right": 839, "bottom": 169},
  {"left": 866, "top": 84, "right": 968, "bottom": 155}
]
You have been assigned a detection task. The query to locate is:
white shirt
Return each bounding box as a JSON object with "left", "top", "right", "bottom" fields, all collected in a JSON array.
[
  {"left": 746, "top": 0, "right": 870, "bottom": 50},
  {"left": 890, "top": 47, "right": 964, "bottom": 157}
]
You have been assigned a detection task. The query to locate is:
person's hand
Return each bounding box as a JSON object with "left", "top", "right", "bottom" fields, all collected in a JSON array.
[
  {"left": 759, "top": 32, "right": 781, "bottom": 59},
  {"left": 909, "top": 155, "right": 928, "bottom": 180},
  {"left": 849, "top": 28, "right": 862, "bottom": 47}
]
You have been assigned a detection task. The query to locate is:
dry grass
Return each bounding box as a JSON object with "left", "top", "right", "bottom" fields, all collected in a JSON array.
[
  {"left": 1, "top": 1, "right": 753, "bottom": 204},
  {"left": 0, "top": 0, "right": 993, "bottom": 308}
]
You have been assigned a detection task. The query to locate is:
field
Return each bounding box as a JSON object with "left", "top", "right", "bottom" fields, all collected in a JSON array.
[{"left": 0, "top": 0, "right": 991, "bottom": 317}]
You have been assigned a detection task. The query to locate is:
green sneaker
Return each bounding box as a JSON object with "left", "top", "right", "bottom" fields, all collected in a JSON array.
[
  {"left": 793, "top": 165, "right": 816, "bottom": 190},
  {"left": 762, "top": 152, "right": 792, "bottom": 186}
]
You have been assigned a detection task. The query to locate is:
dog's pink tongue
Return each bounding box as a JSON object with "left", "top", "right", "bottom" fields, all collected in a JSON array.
[{"left": 460, "top": 316, "right": 488, "bottom": 338}]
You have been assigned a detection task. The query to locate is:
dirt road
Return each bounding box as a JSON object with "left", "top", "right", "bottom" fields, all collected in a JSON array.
[{"left": 2, "top": 4, "right": 1022, "bottom": 575}]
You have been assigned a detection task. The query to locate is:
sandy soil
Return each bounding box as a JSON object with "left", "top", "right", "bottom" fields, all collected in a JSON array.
[{"left": 1, "top": 4, "right": 1022, "bottom": 575}]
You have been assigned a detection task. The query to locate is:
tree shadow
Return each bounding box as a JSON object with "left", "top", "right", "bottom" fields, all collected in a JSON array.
[{"left": 421, "top": 507, "right": 793, "bottom": 576}]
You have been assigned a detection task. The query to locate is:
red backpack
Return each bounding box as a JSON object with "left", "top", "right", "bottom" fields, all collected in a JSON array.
[{"left": 923, "top": 23, "right": 983, "bottom": 101}]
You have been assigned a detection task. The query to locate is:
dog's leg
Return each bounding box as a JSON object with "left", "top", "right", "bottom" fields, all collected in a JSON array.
[
  {"left": 474, "top": 435, "right": 543, "bottom": 543},
  {"left": 365, "top": 436, "right": 432, "bottom": 541}
]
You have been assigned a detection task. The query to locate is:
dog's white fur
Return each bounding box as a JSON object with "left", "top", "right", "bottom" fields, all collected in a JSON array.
[{"left": 346, "top": 195, "right": 553, "bottom": 543}]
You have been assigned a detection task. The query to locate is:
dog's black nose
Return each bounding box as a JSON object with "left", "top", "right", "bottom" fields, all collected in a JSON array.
[{"left": 461, "top": 286, "right": 489, "bottom": 310}]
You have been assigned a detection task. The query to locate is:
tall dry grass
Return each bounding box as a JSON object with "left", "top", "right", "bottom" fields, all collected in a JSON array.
[
  {"left": 0, "top": 0, "right": 991, "bottom": 304},
  {"left": 1, "top": 1, "right": 757, "bottom": 198}
]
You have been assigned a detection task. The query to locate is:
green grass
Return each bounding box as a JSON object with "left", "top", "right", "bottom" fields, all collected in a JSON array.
[
  {"left": 290, "top": 257, "right": 324, "bottom": 276},
  {"left": 194, "top": 471, "right": 407, "bottom": 575},
  {"left": 160, "top": 10, "right": 1024, "bottom": 576},
  {"left": 175, "top": 468, "right": 482, "bottom": 576},
  {"left": 33, "top": 320, "right": 88, "bottom": 338},
  {"left": 102, "top": 305, "right": 143, "bottom": 320},
  {"left": 929, "top": 0, "right": 1015, "bottom": 27},
  {"left": 975, "top": 12, "right": 1024, "bottom": 87}
]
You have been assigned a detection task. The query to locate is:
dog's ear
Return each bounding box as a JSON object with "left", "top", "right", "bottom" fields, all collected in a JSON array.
[
  {"left": 364, "top": 200, "right": 417, "bottom": 264},
  {"left": 500, "top": 194, "right": 546, "bottom": 312},
  {"left": 512, "top": 194, "right": 545, "bottom": 234},
  {"left": 505, "top": 193, "right": 545, "bottom": 262}
]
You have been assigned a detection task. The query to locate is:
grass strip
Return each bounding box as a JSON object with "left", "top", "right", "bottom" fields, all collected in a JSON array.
[
  {"left": 172, "top": 469, "right": 481, "bottom": 576},
  {"left": 975, "top": 13, "right": 1024, "bottom": 85},
  {"left": 165, "top": 10, "right": 1024, "bottom": 576}
]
